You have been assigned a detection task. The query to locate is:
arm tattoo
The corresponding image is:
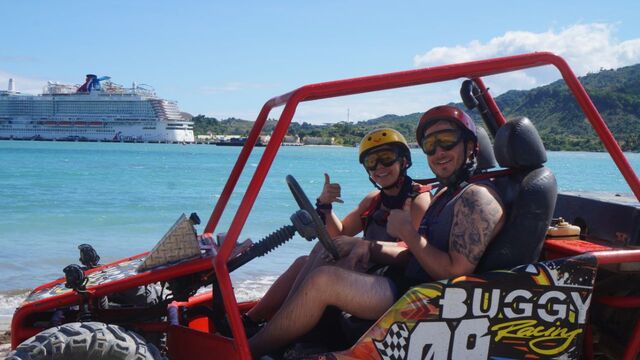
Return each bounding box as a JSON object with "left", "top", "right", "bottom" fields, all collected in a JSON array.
[{"left": 450, "top": 186, "right": 503, "bottom": 265}]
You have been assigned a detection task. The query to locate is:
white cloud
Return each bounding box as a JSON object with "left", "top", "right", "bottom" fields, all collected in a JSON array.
[
  {"left": 288, "top": 23, "right": 640, "bottom": 124},
  {"left": 0, "top": 71, "right": 48, "bottom": 94},
  {"left": 414, "top": 23, "right": 640, "bottom": 93}
]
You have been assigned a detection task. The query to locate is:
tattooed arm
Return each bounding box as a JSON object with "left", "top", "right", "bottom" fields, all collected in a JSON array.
[{"left": 397, "top": 184, "right": 504, "bottom": 280}]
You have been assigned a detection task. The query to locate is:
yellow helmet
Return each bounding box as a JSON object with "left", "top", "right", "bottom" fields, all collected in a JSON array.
[{"left": 358, "top": 128, "right": 412, "bottom": 168}]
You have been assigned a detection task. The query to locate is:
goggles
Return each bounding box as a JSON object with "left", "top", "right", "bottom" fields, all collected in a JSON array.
[
  {"left": 421, "top": 129, "right": 463, "bottom": 155},
  {"left": 363, "top": 149, "right": 400, "bottom": 171}
]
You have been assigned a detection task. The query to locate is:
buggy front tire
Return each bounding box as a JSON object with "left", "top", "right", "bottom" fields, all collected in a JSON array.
[{"left": 7, "top": 321, "right": 162, "bottom": 359}]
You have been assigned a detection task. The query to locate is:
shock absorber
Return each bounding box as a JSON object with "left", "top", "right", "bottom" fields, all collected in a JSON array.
[{"left": 227, "top": 225, "right": 297, "bottom": 272}]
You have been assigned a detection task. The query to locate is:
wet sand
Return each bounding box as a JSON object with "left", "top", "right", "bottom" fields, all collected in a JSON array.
[{"left": 0, "top": 331, "right": 10, "bottom": 357}]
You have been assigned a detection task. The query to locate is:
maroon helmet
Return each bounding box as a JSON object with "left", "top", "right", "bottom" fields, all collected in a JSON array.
[{"left": 416, "top": 105, "right": 477, "bottom": 146}]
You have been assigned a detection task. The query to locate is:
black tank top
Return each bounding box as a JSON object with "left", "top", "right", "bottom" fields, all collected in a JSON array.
[
  {"left": 360, "top": 176, "right": 430, "bottom": 242},
  {"left": 403, "top": 185, "right": 467, "bottom": 283},
  {"left": 402, "top": 178, "right": 504, "bottom": 283}
]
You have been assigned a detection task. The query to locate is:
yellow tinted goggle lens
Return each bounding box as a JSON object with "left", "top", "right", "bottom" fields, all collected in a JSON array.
[
  {"left": 364, "top": 150, "right": 399, "bottom": 170},
  {"left": 422, "top": 129, "right": 462, "bottom": 155}
]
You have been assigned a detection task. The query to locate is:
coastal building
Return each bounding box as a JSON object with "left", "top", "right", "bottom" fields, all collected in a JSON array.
[
  {"left": 282, "top": 135, "right": 303, "bottom": 146},
  {"left": 259, "top": 135, "right": 271, "bottom": 145},
  {"left": 303, "top": 136, "right": 334, "bottom": 145},
  {"left": 196, "top": 134, "right": 214, "bottom": 143},
  {"left": 283, "top": 135, "right": 300, "bottom": 143}
]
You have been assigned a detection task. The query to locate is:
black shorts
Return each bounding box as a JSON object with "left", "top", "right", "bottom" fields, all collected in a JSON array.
[{"left": 382, "top": 265, "right": 421, "bottom": 300}]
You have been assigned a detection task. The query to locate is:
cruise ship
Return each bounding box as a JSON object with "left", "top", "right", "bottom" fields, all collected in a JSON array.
[{"left": 0, "top": 75, "right": 194, "bottom": 143}]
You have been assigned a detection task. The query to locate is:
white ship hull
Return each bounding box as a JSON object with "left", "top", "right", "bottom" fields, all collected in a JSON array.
[
  {"left": 0, "top": 76, "right": 195, "bottom": 143},
  {"left": 0, "top": 118, "right": 194, "bottom": 143}
]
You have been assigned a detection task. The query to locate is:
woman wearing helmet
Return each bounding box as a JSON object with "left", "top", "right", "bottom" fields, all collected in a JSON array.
[
  {"left": 242, "top": 128, "right": 431, "bottom": 330},
  {"left": 320, "top": 128, "right": 430, "bottom": 246}
]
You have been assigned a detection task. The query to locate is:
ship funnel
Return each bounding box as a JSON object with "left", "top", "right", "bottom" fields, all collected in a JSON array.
[{"left": 8, "top": 78, "right": 14, "bottom": 92}]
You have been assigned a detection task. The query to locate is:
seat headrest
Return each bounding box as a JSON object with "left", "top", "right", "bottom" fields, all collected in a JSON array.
[
  {"left": 475, "top": 126, "right": 497, "bottom": 171},
  {"left": 494, "top": 117, "right": 547, "bottom": 168}
]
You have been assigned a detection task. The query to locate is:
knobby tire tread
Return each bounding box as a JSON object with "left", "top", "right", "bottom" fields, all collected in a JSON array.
[{"left": 7, "top": 322, "right": 163, "bottom": 360}]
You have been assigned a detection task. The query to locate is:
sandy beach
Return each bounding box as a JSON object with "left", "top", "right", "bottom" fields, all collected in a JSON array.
[{"left": 0, "top": 331, "right": 10, "bottom": 357}]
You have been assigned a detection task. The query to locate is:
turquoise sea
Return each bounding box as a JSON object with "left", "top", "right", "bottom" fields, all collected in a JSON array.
[{"left": 1, "top": 141, "right": 640, "bottom": 325}]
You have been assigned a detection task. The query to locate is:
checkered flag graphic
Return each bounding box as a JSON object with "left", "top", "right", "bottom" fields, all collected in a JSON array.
[{"left": 373, "top": 322, "right": 410, "bottom": 360}]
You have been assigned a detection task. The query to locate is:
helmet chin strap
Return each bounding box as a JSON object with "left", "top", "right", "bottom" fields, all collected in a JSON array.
[
  {"left": 368, "top": 171, "right": 405, "bottom": 191},
  {"left": 440, "top": 141, "right": 477, "bottom": 192}
]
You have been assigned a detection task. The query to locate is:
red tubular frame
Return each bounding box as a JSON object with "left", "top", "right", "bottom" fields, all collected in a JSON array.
[
  {"left": 199, "top": 52, "right": 640, "bottom": 359},
  {"left": 590, "top": 250, "right": 640, "bottom": 265}
]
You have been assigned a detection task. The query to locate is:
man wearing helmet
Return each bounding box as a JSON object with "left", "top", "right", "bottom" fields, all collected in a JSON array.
[
  {"left": 384, "top": 105, "right": 505, "bottom": 290},
  {"left": 242, "top": 128, "right": 431, "bottom": 331},
  {"left": 249, "top": 107, "right": 504, "bottom": 357}
]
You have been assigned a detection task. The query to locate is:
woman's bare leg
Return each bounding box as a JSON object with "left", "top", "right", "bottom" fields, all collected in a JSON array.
[
  {"left": 246, "top": 255, "right": 308, "bottom": 321},
  {"left": 249, "top": 265, "right": 395, "bottom": 358},
  {"left": 286, "top": 243, "right": 330, "bottom": 301}
]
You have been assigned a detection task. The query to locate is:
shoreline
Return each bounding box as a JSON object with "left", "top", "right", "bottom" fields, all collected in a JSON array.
[{"left": 1, "top": 139, "right": 637, "bottom": 153}]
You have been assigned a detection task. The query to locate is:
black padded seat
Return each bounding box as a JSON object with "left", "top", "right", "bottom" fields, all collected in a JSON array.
[
  {"left": 475, "top": 117, "right": 557, "bottom": 273},
  {"left": 475, "top": 126, "right": 497, "bottom": 172}
]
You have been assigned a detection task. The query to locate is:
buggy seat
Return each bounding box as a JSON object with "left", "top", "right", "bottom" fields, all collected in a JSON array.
[
  {"left": 475, "top": 117, "right": 557, "bottom": 273},
  {"left": 475, "top": 126, "right": 497, "bottom": 173}
]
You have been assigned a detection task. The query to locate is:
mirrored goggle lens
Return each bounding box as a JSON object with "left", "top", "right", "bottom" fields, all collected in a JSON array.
[
  {"left": 364, "top": 150, "right": 399, "bottom": 170},
  {"left": 422, "top": 129, "right": 462, "bottom": 155}
]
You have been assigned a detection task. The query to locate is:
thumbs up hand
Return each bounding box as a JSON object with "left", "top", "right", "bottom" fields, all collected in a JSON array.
[
  {"left": 317, "top": 173, "right": 344, "bottom": 205},
  {"left": 387, "top": 198, "right": 413, "bottom": 239}
]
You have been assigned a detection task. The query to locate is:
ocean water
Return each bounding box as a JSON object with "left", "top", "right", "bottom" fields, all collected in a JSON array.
[{"left": 1, "top": 141, "right": 639, "bottom": 324}]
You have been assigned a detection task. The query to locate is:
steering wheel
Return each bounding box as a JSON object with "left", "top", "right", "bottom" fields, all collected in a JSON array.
[{"left": 286, "top": 175, "right": 340, "bottom": 260}]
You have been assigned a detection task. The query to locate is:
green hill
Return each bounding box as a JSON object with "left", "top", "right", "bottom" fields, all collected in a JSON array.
[
  {"left": 492, "top": 64, "right": 640, "bottom": 151},
  {"left": 193, "top": 63, "right": 640, "bottom": 151}
]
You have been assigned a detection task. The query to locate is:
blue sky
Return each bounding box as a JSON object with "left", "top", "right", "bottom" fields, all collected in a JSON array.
[{"left": 2, "top": 1, "right": 640, "bottom": 124}]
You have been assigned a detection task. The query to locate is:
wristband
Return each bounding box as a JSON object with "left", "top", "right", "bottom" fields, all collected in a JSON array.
[
  {"left": 315, "top": 199, "right": 332, "bottom": 210},
  {"left": 315, "top": 208, "right": 327, "bottom": 225},
  {"left": 315, "top": 199, "right": 331, "bottom": 225}
]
